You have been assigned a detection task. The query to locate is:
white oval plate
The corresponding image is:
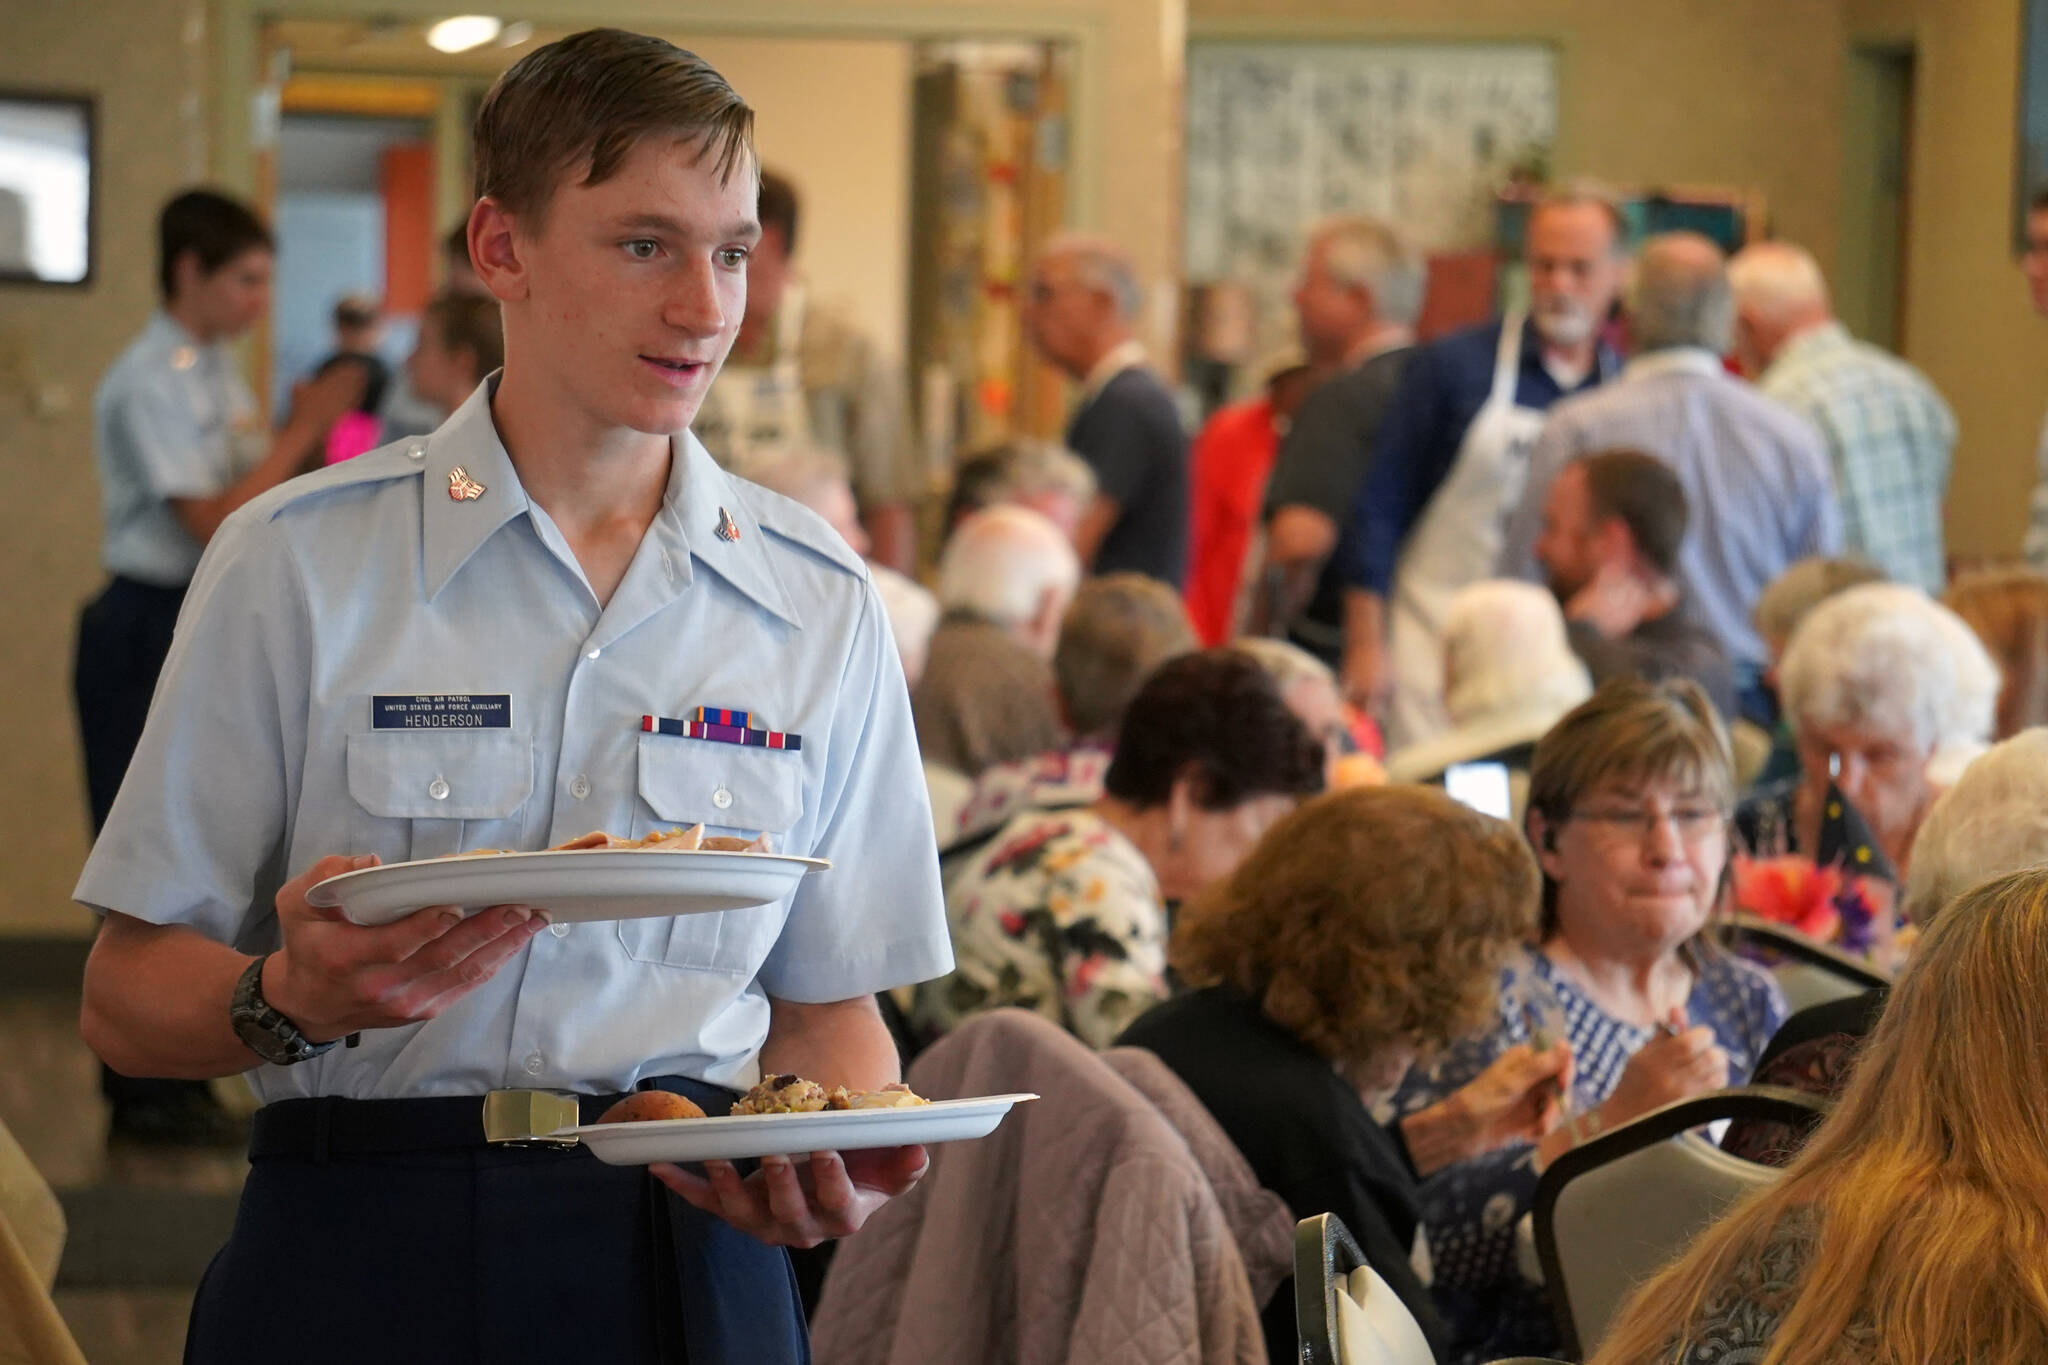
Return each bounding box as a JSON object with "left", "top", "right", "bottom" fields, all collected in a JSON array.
[
  {"left": 573, "top": 1094, "right": 1040, "bottom": 1166},
  {"left": 305, "top": 848, "right": 831, "bottom": 927}
]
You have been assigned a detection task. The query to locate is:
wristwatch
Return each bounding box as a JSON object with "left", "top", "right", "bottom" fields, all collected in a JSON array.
[{"left": 230, "top": 954, "right": 340, "bottom": 1066}]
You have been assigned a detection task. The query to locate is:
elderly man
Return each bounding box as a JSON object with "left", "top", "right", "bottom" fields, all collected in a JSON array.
[
  {"left": 1254, "top": 216, "right": 1424, "bottom": 666},
  {"left": 1535, "top": 448, "right": 1735, "bottom": 714},
  {"left": 913, "top": 506, "right": 1080, "bottom": 822},
  {"left": 1500, "top": 232, "right": 1840, "bottom": 721},
  {"left": 1023, "top": 234, "right": 1189, "bottom": 587},
  {"left": 1729, "top": 241, "right": 1954, "bottom": 592},
  {"left": 1332, "top": 188, "right": 1627, "bottom": 748}
]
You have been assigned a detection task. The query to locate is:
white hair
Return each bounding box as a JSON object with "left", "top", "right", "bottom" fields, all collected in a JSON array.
[
  {"left": 983, "top": 439, "right": 1097, "bottom": 507},
  {"left": 1903, "top": 728, "right": 2048, "bottom": 924},
  {"left": 1727, "top": 241, "right": 1832, "bottom": 326},
  {"left": 1441, "top": 580, "right": 1593, "bottom": 725},
  {"left": 935, "top": 504, "right": 1081, "bottom": 630},
  {"left": 1039, "top": 231, "right": 1143, "bottom": 322},
  {"left": 1626, "top": 232, "right": 1735, "bottom": 354},
  {"left": 1230, "top": 636, "right": 1337, "bottom": 696},
  {"left": 1779, "top": 584, "right": 2002, "bottom": 755},
  {"left": 1309, "top": 215, "right": 1426, "bottom": 327}
]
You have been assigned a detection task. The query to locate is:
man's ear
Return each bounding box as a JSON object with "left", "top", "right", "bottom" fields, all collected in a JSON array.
[
  {"left": 469, "top": 198, "right": 527, "bottom": 303},
  {"left": 169, "top": 248, "right": 204, "bottom": 302}
]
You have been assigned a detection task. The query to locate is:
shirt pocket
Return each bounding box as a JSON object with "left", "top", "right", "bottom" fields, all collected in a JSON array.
[
  {"left": 344, "top": 731, "right": 535, "bottom": 865},
  {"left": 616, "top": 733, "right": 805, "bottom": 974}
]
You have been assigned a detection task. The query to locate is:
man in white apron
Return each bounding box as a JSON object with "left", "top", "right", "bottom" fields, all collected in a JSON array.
[
  {"left": 1333, "top": 191, "right": 1627, "bottom": 751},
  {"left": 694, "top": 170, "right": 921, "bottom": 572}
]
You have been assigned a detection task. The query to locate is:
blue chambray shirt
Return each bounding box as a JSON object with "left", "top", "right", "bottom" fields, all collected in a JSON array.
[
  {"left": 92, "top": 311, "right": 262, "bottom": 586},
  {"left": 74, "top": 381, "right": 953, "bottom": 1103}
]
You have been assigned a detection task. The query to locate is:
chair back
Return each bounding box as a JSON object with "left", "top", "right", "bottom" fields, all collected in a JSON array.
[
  {"left": 1711, "top": 913, "right": 1891, "bottom": 1013},
  {"left": 1295, "top": 1213, "right": 1434, "bottom": 1365},
  {"left": 1532, "top": 1086, "right": 1830, "bottom": 1359}
]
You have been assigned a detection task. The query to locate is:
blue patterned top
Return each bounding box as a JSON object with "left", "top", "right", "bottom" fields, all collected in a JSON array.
[{"left": 1390, "top": 943, "right": 1787, "bottom": 1362}]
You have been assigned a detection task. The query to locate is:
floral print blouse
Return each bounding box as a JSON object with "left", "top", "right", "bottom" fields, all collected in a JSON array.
[
  {"left": 1389, "top": 944, "right": 1787, "bottom": 1362},
  {"left": 912, "top": 808, "right": 1169, "bottom": 1050}
]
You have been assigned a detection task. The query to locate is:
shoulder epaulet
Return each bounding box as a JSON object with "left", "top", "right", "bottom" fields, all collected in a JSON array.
[
  {"left": 733, "top": 481, "right": 868, "bottom": 578},
  {"left": 258, "top": 439, "right": 426, "bottom": 522}
]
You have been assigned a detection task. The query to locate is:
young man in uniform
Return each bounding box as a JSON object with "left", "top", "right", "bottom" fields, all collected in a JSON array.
[
  {"left": 77, "top": 189, "right": 362, "bottom": 1145},
  {"left": 76, "top": 30, "right": 950, "bottom": 1361}
]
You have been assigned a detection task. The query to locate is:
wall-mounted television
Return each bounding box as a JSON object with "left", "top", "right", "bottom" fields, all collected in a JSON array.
[{"left": 0, "top": 91, "right": 94, "bottom": 286}]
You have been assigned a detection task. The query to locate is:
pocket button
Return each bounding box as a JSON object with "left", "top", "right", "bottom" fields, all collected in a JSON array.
[
  {"left": 711, "top": 785, "right": 734, "bottom": 811},
  {"left": 427, "top": 775, "right": 450, "bottom": 801}
]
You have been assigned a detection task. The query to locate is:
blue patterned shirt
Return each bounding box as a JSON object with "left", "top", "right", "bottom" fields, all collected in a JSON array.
[
  {"left": 1759, "top": 322, "right": 1954, "bottom": 592},
  {"left": 1390, "top": 943, "right": 1787, "bottom": 1362}
]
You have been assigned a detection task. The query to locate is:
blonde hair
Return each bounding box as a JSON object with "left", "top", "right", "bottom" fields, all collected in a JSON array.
[
  {"left": 1592, "top": 866, "right": 2048, "bottom": 1365},
  {"left": 1753, "top": 556, "right": 1884, "bottom": 655},
  {"left": 1945, "top": 568, "right": 2048, "bottom": 739},
  {"left": 1172, "top": 785, "right": 1538, "bottom": 1065}
]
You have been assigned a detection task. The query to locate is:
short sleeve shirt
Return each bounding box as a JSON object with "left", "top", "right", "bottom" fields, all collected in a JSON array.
[
  {"left": 1065, "top": 367, "right": 1191, "bottom": 586},
  {"left": 74, "top": 382, "right": 955, "bottom": 1103},
  {"left": 92, "top": 311, "right": 263, "bottom": 585}
]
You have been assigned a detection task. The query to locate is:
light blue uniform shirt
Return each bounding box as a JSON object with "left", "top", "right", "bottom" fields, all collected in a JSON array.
[
  {"left": 1498, "top": 348, "right": 1842, "bottom": 669},
  {"left": 92, "top": 310, "right": 262, "bottom": 586},
  {"left": 75, "top": 382, "right": 953, "bottom": 1103}
]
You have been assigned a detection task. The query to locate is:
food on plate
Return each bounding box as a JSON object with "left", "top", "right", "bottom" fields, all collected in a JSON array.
[
  {"left": 440, "top": 824, "right": 777, "bottom": 860},
  {"left": 596, "top": 1090, "right": 707, "bottom": 1124},
  {"left": 826, "top": 1082, "right": 931, "bottom": 1111},
  {"left": 731, "top": 1074, "right": 831, "bottom": 1114}
]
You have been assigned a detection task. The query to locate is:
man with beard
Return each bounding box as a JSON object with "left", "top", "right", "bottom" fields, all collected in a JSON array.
[
  {"left": 1534, "top": 447, "right": 1735, "bottom": 714},
  {"left": 1332, "top": 188, "right": 1626, "bottom": 749},
  {"left": 1500, "top": 232, "right": 1839, "bottom": 724}
]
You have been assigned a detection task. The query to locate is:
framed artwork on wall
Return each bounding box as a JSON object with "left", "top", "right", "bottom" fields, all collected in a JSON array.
[{"left": 0, "top": 90, "right": 95, "bottom": 286}]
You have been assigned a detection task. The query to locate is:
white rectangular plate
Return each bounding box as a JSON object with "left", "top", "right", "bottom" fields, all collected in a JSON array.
[
  {"left": 305, "top": 848, "right": 830, "bottom": 927},
  {"left": 573, "top": 1094, "right": 1040, "bottom": 1165}
]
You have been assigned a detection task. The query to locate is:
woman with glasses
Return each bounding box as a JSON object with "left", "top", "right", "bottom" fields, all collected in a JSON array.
[{"left": 1389, "top": 678, "right": 1787, "bottom": 1362}]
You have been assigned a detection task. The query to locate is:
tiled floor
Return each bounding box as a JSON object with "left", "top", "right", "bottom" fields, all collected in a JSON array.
[{"left": 2, "top": 989, "right": 246, "bottom": 1363}]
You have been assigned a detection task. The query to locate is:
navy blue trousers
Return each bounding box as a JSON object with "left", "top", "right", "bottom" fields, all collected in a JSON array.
[{"left": 184, "top": 1078, "right": 809, "bottom": 1364}]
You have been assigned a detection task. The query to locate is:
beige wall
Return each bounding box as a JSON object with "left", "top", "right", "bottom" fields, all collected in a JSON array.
[
  {"left": 0, "top": 0, "right": 212, "bottom": 935},
  {"left": 1856, "top": 0, "right": 2048, "bottom": 558},
  {"left": 655, "top": 34, "right": 914, "bottom": 363},
  {"left": 1191, "top": 0, "right": 1849, "bottom": 278}
]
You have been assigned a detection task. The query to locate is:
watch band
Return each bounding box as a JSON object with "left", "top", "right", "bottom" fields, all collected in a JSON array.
[{"left": 231, "top": 954, "right": 340, "bottom": 1066}]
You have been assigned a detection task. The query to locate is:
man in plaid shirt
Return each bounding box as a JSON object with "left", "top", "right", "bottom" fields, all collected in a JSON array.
[{"left": 1729, "top": 242, "right": 1954, "bottom": 592}]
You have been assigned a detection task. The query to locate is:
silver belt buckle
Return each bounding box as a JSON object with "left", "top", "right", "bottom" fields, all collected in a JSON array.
[{"left": 482, "top": 1090, "right": 582, "bottom": 1148}]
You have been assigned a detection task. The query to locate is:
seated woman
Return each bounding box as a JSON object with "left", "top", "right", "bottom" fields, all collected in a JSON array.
[
  {"left": 914, "top": 649, "right": 1325, "bottom": 1049},
  {"left": 1120, "top": 784, "right": 1573, "bottom": 1365},
  {"left": 1391, "top": 678, "right": 1787, "bottom": 1362},
  {"left": 1731, "top": 726, "right": 2048, "bottom": 1148},
  {"left": 1592, "top": 866, "right": 2048, "bottom": 1365},
  {"left": 1386, "top": 580, "right": 1593, "bottom": 819},
  {"left": 1736, "top": 584, "right": 1998, "bottom": 960}
]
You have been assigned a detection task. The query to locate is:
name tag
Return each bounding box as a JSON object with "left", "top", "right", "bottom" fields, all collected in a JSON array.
[{"left": 372, "top": 694, "right": 513, "bottom": 730}]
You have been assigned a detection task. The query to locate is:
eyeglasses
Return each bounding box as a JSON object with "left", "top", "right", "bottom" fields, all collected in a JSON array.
[{"left": 1564, "top": 805, "right": 1727, "bottom": 840}]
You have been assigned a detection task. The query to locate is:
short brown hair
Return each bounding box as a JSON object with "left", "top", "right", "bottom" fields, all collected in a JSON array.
[
  {"left": 472, "top": 28, "right": 754, "bottom": 226},
  {"left": 423, "top": 290, "right": 505, "bottom": 379},
  {"left": 1577, "top": 448, "right": 1688, "bottom": 578},
  {"left": 1525, "top": 678, "right": 1733, "bottom": 937},
  {"left": 1945, "top": 567, "right": 2048, "bottom": 739},
  {"left": 1053, "top": 574, "right": 1197, "bottom": 739},
  {"left": 1172, "top": 785, "right": 1538, "bottom": 1064}
]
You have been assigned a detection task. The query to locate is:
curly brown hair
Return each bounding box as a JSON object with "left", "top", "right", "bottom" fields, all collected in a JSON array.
[{"left": 1170, "top": 785, "right": 1538, "bottom": 1066}]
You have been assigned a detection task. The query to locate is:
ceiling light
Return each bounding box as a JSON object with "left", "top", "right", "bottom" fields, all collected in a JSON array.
[
  {"left": 426, "top": 15, "right": 503, "bottom": 53},
  {"left": 497, "top": 21, "right": 535, "bottom": 47}
]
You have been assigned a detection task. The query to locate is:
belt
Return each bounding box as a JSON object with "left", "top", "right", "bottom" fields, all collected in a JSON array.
[{"left": 248, "top": 1075, "right": 734, "bottom": 1162}]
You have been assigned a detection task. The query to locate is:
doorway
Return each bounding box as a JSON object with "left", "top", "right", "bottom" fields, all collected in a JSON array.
[{"left": 1840, "top": 44, "right": 1915, "bottom": 350}]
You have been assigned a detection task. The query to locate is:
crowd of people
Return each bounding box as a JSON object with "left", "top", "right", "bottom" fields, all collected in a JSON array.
[{"left": 53, "top": 24, "right": 2048, "bottom": 1365}]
